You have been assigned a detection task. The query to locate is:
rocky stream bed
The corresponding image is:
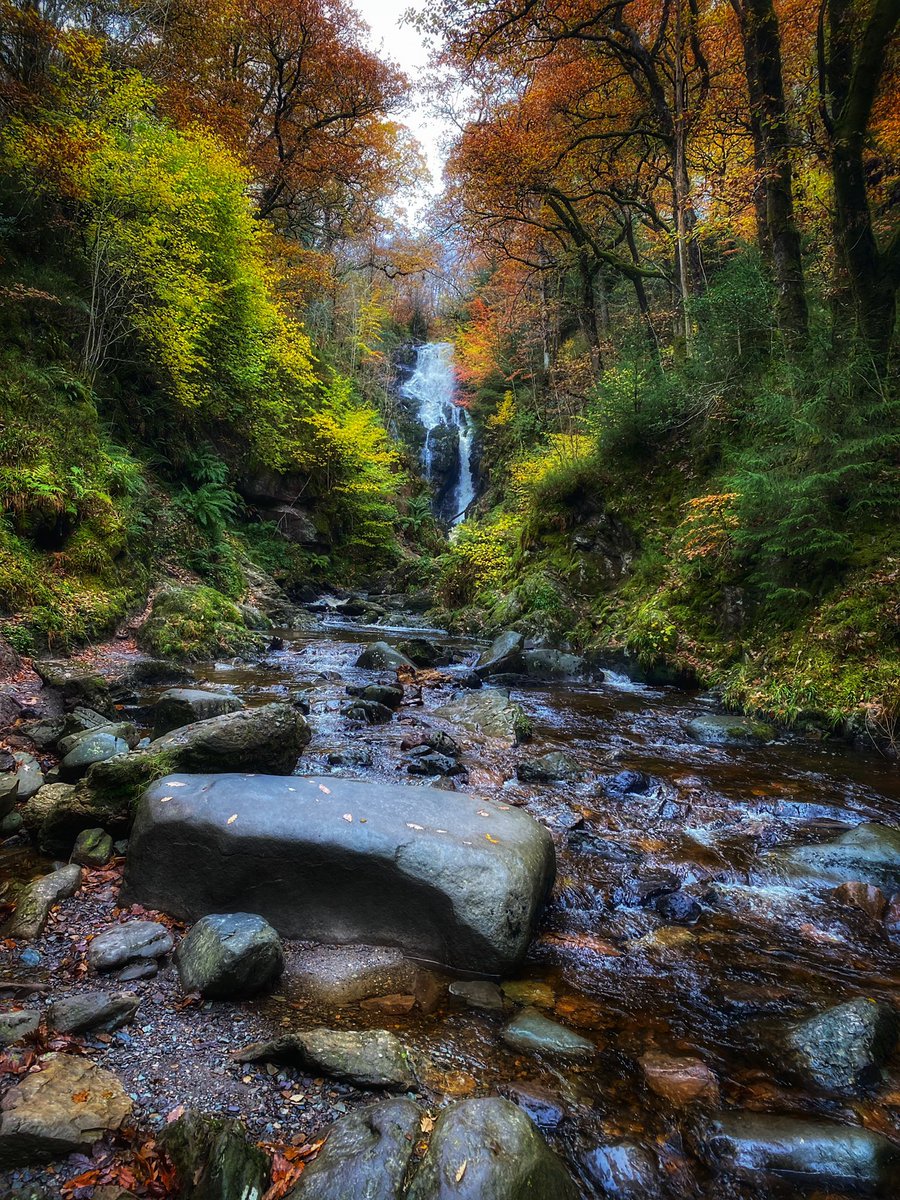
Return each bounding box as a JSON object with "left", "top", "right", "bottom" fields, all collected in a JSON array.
[{"left": 1, "top": 605, "right": 900, "bottom": 1199}]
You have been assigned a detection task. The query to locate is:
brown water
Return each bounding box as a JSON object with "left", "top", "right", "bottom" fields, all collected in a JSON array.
[{"left": 6, "top": 615, "right": 900, "bottom": 1196}]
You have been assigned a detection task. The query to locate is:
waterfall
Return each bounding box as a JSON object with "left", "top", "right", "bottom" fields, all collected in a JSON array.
[{"left": 400, "top": 342, "right": 475, "bottom": 525}]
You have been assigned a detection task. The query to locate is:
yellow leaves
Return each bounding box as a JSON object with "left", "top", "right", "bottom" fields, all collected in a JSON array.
[
  {"left": 455, "top": 1161, "right": 468, "bottom": 1182},
  {"left": 508, "top": 434, "right": 595, "bottom": 509},
  {"left": 227, "top": 814, "right": 238, "bottom": 824},
  {"left": 485, "top": 833, "right": 500, "bottom": 843}
]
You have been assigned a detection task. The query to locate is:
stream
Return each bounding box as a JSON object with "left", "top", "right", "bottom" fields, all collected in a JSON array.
[{"left": 3, "top": 611, "right": 900, "bottom": 1197}]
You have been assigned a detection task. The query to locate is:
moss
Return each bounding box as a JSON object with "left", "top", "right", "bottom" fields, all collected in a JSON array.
[{"left": 137, "top": 584, "right": 263, "bottom": 661}]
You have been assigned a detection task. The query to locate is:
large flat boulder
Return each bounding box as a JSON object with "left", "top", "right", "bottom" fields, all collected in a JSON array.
[{"left": 122, "top": 773, "right": 556, "bottom": 974}]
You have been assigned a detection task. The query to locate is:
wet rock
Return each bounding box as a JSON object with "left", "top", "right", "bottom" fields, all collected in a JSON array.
[
  {"left": 9, "top": 753, "right": 44, "bottom": 802},
  {"left": 355, "top": 642, "right": 415, "bottom": 670},
  {"left": 435, "top": 689, "right": 531, "bottom": 745},
  {"left": 47, "top": 991, "right": 139, "bottom": 1035},
  {"left": 885, "top": 892, "right": 900, "bottom": 942},
  {"left": 150, "top": 702, "right": 310, "bottom": 774},
  {"left": 602, "top": 770, "right": 654, "bottom": 797},
  {"left": 0, "top": 1011, "right": 40, "bottom": 1047},
  {"left": 687, "top": 713, "right": 776, "bottom": 747},
  {"left": 777, "top": 823, "right": 900, "bottom": 893},
  {"left": 60, "top": 733, "right": 130, "bottom": 782},
  {"left": 0, "top": 1054, "right": 131, "bottom": 1167},
  {"left": 830, "top": 881, "right": 887, "bottom": 921},
  {"left": 567, "top": 830, "right": 641, "bottom": 861},
  {"left": 71, "top": 827, "right": 114, "bottom": 867},
  {"left": 0, "top": 773, "right": 18, "bottom": 819},
  {"left": 341, "top": 699, "right": 394, "bottom": 725},
  {"left": 236, "top": 1027, "right": 417, "bottom": 1091},
  {"left": 124, "top": 773, "right": 555, "bottom": 974},
  {"left": 449, "top": 980, "right": 504, "bottom": 1010},
  {"left": 118, "top": 961, "right": 158, "bottom": 982},
  {"left": 161, "top": 1111, "right": 270, "bottom": 1200},
  {"left": 579, "top": 1139, "right": 662, "bottom": 1199},
  {"left": 501, "top": 979, "right": 555, "bottom": 1008},
  {"left": 502, "top": 1007, "right": 596, "bottom": 1060},
  {"left": 639, "top": 1051, "right": 719, "bottom": 1105},
  {"left": 697, "top": 1112, "right": 900, "bottom": 1192},
  {"left": 285, "top": 1098, "right": 422, "bottom": 1199},
  {"left": 88, "top": 920, "right": 174, "bottom": 973},
  {"left": 0, "top": 810, "right": 23, "bottom": 835},
  {"left": 33, "top": 660, "right": 112, "bottom": 714},
  {"left": 516, "top": 751, "right": 584, "bottom": 784},
  {"left": 326, "top": 747, "right": 373, "bottom": 769},
  {"left": 57, "top": 722, "right": 138, "bottom": 757},
  {"left": 402, "top": 730, "right": 461, "bottom": 757},
  {"left": 406, "top": 1096, "right": 578, "bottom": 1200},
  {"left": 396, "top": 639, "right": 452, "bottom": 668},
  {"left": 651, "top": 890, "right": 702, "bottom": 925},
  {"left": 497, "top": 1081, "right": 566, "bottom": 1129},
  {"left": 406, "top": 752, "right": 461, "bottom": 777},
  {"left": 289, "top": 944, "right": 437, "bottom": 1008},
  {"left": 152, "top": 688, "right": 245, "bottom": 737},
  {"left": 5, "top": 864, "right": 82, "bottom": 939},
  {"left": 475, "top": 631, "right": 525, "bottom": 678},
  {"left": 521, "top": 649, "right": 585, "bottom": 680},
  {"left": 785, "top": 996, "right": 899, "bottom": 1094},
  {"left": 359, "top": 994, "right": 417, "bottom": 1015},
  {"left": 176, "top": 912, "right": 284, "bottom": 999},
  {"left": 345, "top": 682, "right": 404, "bottom": 709}
]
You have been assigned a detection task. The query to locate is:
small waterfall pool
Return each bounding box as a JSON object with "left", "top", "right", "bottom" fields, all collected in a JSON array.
[{"left": 400, "top": 342, "right": 475, "bottom": 524}]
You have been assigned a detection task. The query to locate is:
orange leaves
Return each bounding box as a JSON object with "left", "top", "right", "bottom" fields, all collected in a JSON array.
[
  {"left": 260, "top": 1137, "right": 326, "bottom": 1200},
  {"left": 60, "top": 1129, "right": 179, "bottom": 1198}
]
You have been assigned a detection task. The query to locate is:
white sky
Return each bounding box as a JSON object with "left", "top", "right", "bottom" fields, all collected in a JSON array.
[{"left": 352, "top": 0, "right": 449, "bottom": 208}]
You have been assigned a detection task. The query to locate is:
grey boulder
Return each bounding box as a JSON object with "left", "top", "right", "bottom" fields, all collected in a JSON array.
[
  {"left": 355, "top": 642, "right": 415, "bottom": 671},
  {"left": 406, "top": 1097, "right": 578, "bottom": 1200},
  {"left": 697, "top": 1112, "right": 900, "bottom": 1192},
  {"left": 176, "top": 912, "right": 283, "bottom": 999},
  {"left": 502, "top": 1008, "right": 596, "bottom": 1060},
  {"left": 516, "top": 751, "right": 584, "bottom": 784},
  {"left": 59, "top": 732, "right": 129, "bottom": 781},
  {"left": 0, "top": 1010, "right": 40, "bottom": 1047},
  {"left": 286, "top": 1098, "right": 422, "bottom": 1200},
  {"left": 435, "top": 689, "right": 531, "bottom": 745},
  {"left": 152, "top": 688, "right": 245, "bottom": 737},
  {"left": 149, "top": 702, "right": 310, "bottom": 774},
  {"left": 5, "top": 864, "right": 82, "bottom": 940},
  {"left": 47, "top": 991, "right": 139, "bottom": 1035},
  {"left": 123, "top": 773, "right": 555, "bottom": 974},
  {"left": 522, "top": 649, "right": 585, "bottom": 680},
  {"left": 88, "top": 920, "right": 174, "bottom": 973},
  {"left": 776, "top": 823, "right": 900, "bottom": 893},
  {"left": 236, "top": 1027, "right": 417, "bottom": 1090},
  {"left": 475, "top": 631, "right": 525, "bottom": 678},
  {"left": 786, "top": 996, "right": 899, "bottom": 1094},
  {"left": 687, "top": 713, "right": 776, "bottom": 747}
]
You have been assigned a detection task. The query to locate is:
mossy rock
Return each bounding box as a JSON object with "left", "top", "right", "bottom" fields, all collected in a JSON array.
[{"left": 137, "top": 585, "right": 263, "bottom": 661}]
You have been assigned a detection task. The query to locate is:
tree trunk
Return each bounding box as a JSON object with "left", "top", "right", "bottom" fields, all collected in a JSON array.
[
  {"left": 824, "top": 0, "right": 898, "bottom": 372},
  {"left": 733, "top": 0, "right": 808, "bottom": 352}
]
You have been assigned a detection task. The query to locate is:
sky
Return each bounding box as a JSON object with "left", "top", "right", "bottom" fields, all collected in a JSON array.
[{"left": 351, "top": 0, "right": 450, "bottom": 210}]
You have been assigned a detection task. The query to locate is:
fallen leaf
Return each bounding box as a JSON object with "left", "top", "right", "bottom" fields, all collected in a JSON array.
[
  {"left": 485, "top": 833, "right": 499, "bottom": 843},
  {"left": 166, "top": 1104, "right": 185, "bottom": 1123},
  {"left": 71, "top": 1090, "right": 89, "bottom": 1103},
  {"left": 342, "top": 813, "right": 353, "bottom": 822},
  {"left": 319, "top": 785, "right": 331, "bottom": 794},
  {"left": 406, "top": 822, "right": 424, "bottom": 831},
  {"left": 456, "top": 1160, "right": 467, "bottom": 1182},
  {"left": 227, "top": 814, "right": 238, "bottom": 824}
]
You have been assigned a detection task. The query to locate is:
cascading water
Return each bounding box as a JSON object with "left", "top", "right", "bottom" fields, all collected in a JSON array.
[{"left": 400, "top": 342, "right": 475, "bottom": 525}]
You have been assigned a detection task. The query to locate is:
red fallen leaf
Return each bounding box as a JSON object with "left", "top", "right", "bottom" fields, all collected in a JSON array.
[
  {"left": 0, "top": 1047, "right": 35, "bottom": 1076},
  {"left": 174, "top": 992, "right": 202, "bottom": 1010},
  {"left": 166, "top": 1104, "right": 185, "bottom": 1123}
]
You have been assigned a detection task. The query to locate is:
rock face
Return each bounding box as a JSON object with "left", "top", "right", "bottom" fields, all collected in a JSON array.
[
  {"left": 150, "top": 702, "right": 310, "bottom": 774},
  {"left": 123, "top": 773, "right": 555, "bottom": 974},
  {"left": 71, "top": 827, "right": 114, "bottom": 868},
  {"left": 59, "top": 732, "right": 129, "bottom": 781},
  {"left": 47, "top": 992, "right": 139, "bottom": 1035},
  {"left": 33, "top": 660, "right": 111, "bottom": 713},
  {"left": 176, "top": 912, "right": 284, "bottom": 999},
  {"left": 475, "top": 631, "right": 525, "bottom": 678},
  {"left": 435, "top": 689, "right": 531, "bottom": 745},
  {"left": 286, "top": 1098, "right": 422, "bottom": 1200},
  {"left": 697, "top": 1112, "right": 900, "bottom": 1193},
  {"left": 88, "top": 920, "right": 174, "bottom": 973},
  {"left": 355, "top": 642, "right": 416, "bottom": 671},
  {"left": 5, "top": 864, "right": 82, "bottom": 939},
  {"left": 236, "top": 1027, "right": 417, "bottom": 1090},
  {"left": 777, "top": 823, "right": 900, "bottom": 893},
  {"left": 153, "top": 688, "right": 245, "bottom": 737},
  {"left": 406, "top": 1097, "right": 578, "bottom": 1200},
  {"left": 785, "top": 997, "right": 899, "bottom": 1094},
  {"left": 161, "top": 1111, "right": 270, "bottom": 1200},
  {"left": 0, "top": 1054, "right": 131, "bottom": 1167}
]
